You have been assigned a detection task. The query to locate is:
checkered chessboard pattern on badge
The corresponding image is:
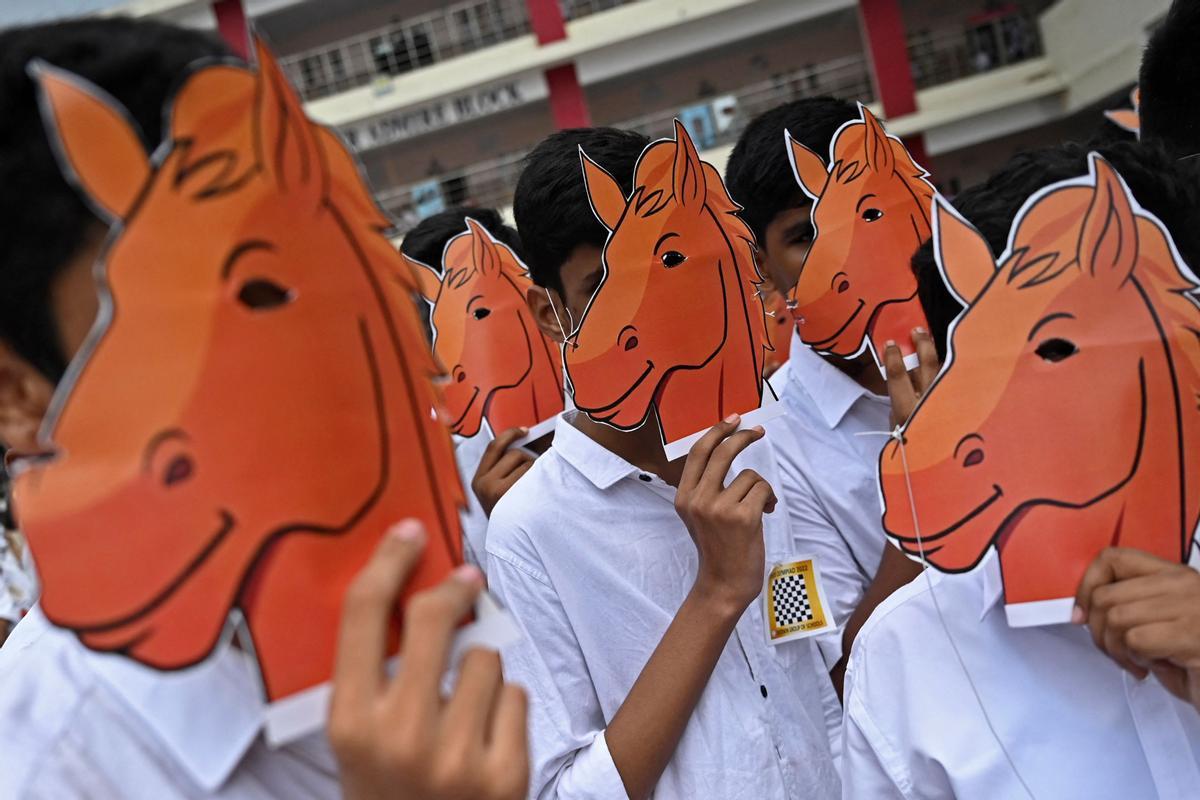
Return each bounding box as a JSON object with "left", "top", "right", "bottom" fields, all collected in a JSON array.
[{"left": 772, "top": 572, "right": 814, "bottom": 627}]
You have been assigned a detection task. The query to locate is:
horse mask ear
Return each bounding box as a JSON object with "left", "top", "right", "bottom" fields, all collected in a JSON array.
[
  {"left": 253, "top": 36, "right": 323, "bottom": 198},
  {"left": 860, "top": 105, "right": 895, "bottom": 175},
  {"left": 465, "top": 217, "right": 501, "bottom": 277},
  {"left": 934, "top": 196, "right": 995, "bottom": 306},
  {"left": 1080, "top": 154, "right": 1139, "bottom": 286},
  {"left": 672, "top": 119, "right": 706, "bottom": 212},
  {"left": 31, "top": 61, "right": 151, "bottom": 223},
  {"left": 400, "top": 251, "right": 442, "bottom": 306},
  {"left": 786, "top": 130, "right": 828, "bottom": 201},
  {"left": 580, "top": 148, "right": 626, "bottom": 232}
]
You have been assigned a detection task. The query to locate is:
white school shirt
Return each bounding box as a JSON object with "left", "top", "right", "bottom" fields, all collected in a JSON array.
[
  {"left": 841, "top": 552, "right": 1200, "bottom": 799},
  {"left": 454, "top": 432, "right": 491, "bottom": 568},
  {"left": 485, "top": 412, "right": 842, "bottom": 800},
  {"left": 0, "top": 531, "right": 37, "bottom": 625},
  {"left": 0, "top": 606, "right": 340, "bottom": 799},
  {"left": 764, "top": 333, "right": 896, "bottom": 669}
]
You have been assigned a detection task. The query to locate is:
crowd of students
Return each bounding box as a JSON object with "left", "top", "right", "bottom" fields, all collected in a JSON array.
[{"left": 1, "top": 3, "right": 1200, "bottom": 799}]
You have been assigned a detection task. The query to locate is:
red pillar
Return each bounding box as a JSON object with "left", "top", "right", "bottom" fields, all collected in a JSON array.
[
  {"left": 857, "top": 0, "right": 930, "bottom": 169},
  {"left": 525, "top": 0, "right": 591, "bottom": 129},
  {"left": 213, "top": 0, "right": 250, "bottom": 61}
]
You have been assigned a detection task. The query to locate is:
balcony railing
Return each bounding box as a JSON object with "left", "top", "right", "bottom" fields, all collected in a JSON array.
[
  {"left": 376, "top": 9, "right": 1043, "bottom": 233},
  {"left": 281, "top": 0, "right": 643, "bottom": 102}
]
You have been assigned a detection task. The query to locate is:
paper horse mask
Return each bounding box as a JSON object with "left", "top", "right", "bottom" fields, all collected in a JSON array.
[
  {"left": 567, "top": 120, "right": 774, "bottom": 457},
  {"left": 405, "top": 218, "right": 564, "bottom": 440},
  {"left": 878, "top": 153, "right": 1200, "bottom": 626},
  {"left": 786, "top": 103, "right": 934, "bottom": 369},
  {"left": 15, "top": 39, "right": 469, "bottom": 732}
]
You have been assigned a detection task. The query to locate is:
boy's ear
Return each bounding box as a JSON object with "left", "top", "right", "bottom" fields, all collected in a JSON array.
[
  {"left": 526, "top": 285, "right": 568, "bottom": 344},
  {"left": 31, "top": 61, "right": 150, "bottom": 223},
  {"left": 0, "top": 342, "right": 56, "bottom": 455}
]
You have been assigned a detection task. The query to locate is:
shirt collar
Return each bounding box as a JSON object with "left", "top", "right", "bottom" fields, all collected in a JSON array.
[
  {"left": 979, "top": 550, "right": 1005, "bottom": 619},
  {"left": 551, "top": 411, "right": 643, "bottom": 490},
  {"left": 86, "top": 629, "right": 265, "bottom": 792},
  {"left": 787, "top": 331, "right": 885, "bottom": 429}
]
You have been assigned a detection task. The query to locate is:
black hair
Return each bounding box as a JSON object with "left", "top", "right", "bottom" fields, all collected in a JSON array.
[
  {"left": 0, "top": 18, "right": 229, "bottom": 382},
  {"left": 1140, "top": 0, "right": 1200, "bottom": 158},
  {"left": 512, "top": 127, "right": 649, "bottom": 293},
  {"left": 913, "top": 140, "right": 1200, "bottom": 359},
  {"left": 400, "top": 206, "right": 523, "bottom": 268},
  {"left": 724, "top": 96, "right": 859, "bottom": 245}
]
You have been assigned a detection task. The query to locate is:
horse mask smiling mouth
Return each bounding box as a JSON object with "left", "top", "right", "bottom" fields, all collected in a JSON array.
[
  {"left": 15, "top": 39, "right": 466, "bottom": 711},
  {"left": 878, "top": 153, "right": 1200, "bottom": 624},
  {"left": 786, "top": 104, "right": 934, "bottom": 366},
  {"left": 566, "top": 120, "right": 772, "bottom": 449}
]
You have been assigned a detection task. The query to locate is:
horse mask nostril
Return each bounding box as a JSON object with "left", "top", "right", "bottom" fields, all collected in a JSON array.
[
  {"left": 837, "top": 280, "right": 850, "bottom": 294},
  {"left": 963, "top": 448, "right": 985, "bottom": 468},
  {"left": 624, "top": 336, "right": 639, "bottom": 352},
  {"left": 163, "top": 454, "right": 195, "bottom": 487}
]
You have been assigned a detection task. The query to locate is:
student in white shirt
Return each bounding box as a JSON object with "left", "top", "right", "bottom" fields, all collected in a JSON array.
[
  {"left": 400, "top": 207, "right": 537, "bottom": 565},
  {"left": 843, "top": 141, "right": 1200, "bottom": 798},
  {"left": 0, "top": 19, "right": 529, "bottom": 799},
  {"left": 724, "top": 100, "right": 923, "bottom": 686},
  {"left": 490, "top": 127, "right": 841, "bottom": 799}
]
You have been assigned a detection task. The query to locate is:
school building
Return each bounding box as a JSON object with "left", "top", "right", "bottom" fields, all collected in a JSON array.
[{"left": 107, "top": 0, "right": 1166, "bottom": 233}]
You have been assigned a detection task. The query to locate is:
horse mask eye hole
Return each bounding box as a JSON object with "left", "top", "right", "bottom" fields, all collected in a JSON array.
[
  {"left": 861, "top": 208, "right": 884, "bottom": 222},
  {"left": 237, "top": 278, "right": 293, "bottom": 311},
  {"left": 472, "top": 307, "right": 492, "bottom": 320},
  {"left": 1035, "top": 337, "right": 1078, "bottom": 363},
  {"left": 661, "top": 251, "right": 687, "bottom": 268}
]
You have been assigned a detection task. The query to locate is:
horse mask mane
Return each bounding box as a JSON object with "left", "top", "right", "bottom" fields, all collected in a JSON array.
[
  {"left": 567, "top": 120, "right": 776, "bottom": 456},
  {"left": 16, "top": 38, "right": 486, "bottom": 742},
  {"left": 786, "top": 103, "right": 935, "bottom": 370},
  {"left": 878, "top": 152, "right": 1200, "bottom": 626}
]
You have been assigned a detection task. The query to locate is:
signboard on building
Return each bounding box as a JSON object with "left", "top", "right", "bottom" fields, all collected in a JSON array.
[{"left": 341, "top": 73, "right": 548, "bottom": 152}]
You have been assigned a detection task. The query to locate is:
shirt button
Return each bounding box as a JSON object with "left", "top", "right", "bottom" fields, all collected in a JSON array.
[
  {"left": 638, "top": 474, "right": 652, "bottom": 482},
  {"left": 760, "top": 684, "right": 769, "bottom": 698}
]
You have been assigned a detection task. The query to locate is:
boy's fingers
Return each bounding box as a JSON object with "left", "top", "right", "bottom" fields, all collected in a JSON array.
[
  {"left": 726, "top": 468, "right": 764, "bottom": 502},
  {"left": 1127, "top": 620, "right": 1189, "bottom": 662},
  {"left": 744, "top": 479, "right": 776, "bottom": 516},
  {"left": 499, "top": 461, "right": 535, "bottom": 493},
  {"left": 493, "top": 449, "right": 535, "bottom": 479},
  {"left": 1076, "top": 547, "right": 1171, "bottom": 615},
  {"left": 486, "top": 685, "right": 531, "bottom": 796},
  {"left": 478, "top": 427, "right": 530, "bottom": 472},
  {"left": 912, "top": 328, "right": 940, "bottom": 391},
  {"left": 883, "top": 342, "right": 917, "bottom": 421},
  {"left": 443, "top": 648, "right": 504, "bottom": 744},
  {"left": 699, "top": 426, "right": 764, "bottom": 492},
  {"left": 333, "top": 521, "right": 427, "bottom": 708},
  {"left": 389, "top": 565, "right": 484, "bottom": 715},
  {"left": 679, "top": 414, "right": 741, "bottom": 491}
]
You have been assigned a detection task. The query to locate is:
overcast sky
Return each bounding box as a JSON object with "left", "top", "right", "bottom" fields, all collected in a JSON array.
[{"left": 0, "top": 0, "right": 123, "bottom": 27}]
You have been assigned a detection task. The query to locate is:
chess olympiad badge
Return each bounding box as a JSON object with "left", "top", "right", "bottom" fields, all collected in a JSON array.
[{"left": 763, "top": 556, "right": 835, "bottom": 645}]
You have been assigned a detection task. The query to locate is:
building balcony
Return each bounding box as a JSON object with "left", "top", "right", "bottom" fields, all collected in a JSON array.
[
  {"left": 278, "top": 0, "right": 643, "bottom": 102},
  {"left": 376, "top": 7, "right": 1043, "bottom": 232}
]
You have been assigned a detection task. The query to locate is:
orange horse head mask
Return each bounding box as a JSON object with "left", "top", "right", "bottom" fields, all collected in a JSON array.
[
  {"left": 786, "top": 104, "right": 933, "bottom": 363},
  {"left": 879, "top": 154, "right": 1200, "bottom": 618},
  {"left": 567, "top": 120, "right": 770, "bottom": 445},
  {"left": 16, "top": 41, "right": 464, "bottom": 701},
  {"left": 407, "top": 218, "right": 564, "bottom": 437}
]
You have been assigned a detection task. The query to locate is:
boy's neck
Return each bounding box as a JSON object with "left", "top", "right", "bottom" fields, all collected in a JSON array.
[
  {"left": 570, "top": 410, "right": 686, "bottom": 486},
  {"left": 825, "top": 350, "right": 887, "bottom": 395}
]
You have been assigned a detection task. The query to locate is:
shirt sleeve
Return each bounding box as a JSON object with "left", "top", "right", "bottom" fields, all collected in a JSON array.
[
  {"left": 839, "top": 642, "right": 911, "bottom": 800},
  {"left": 775, "top": 452, "right": 868, "bottom": 670},
  {"left": 486, "top": 543, "right": 628, "bottom": 800}
]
